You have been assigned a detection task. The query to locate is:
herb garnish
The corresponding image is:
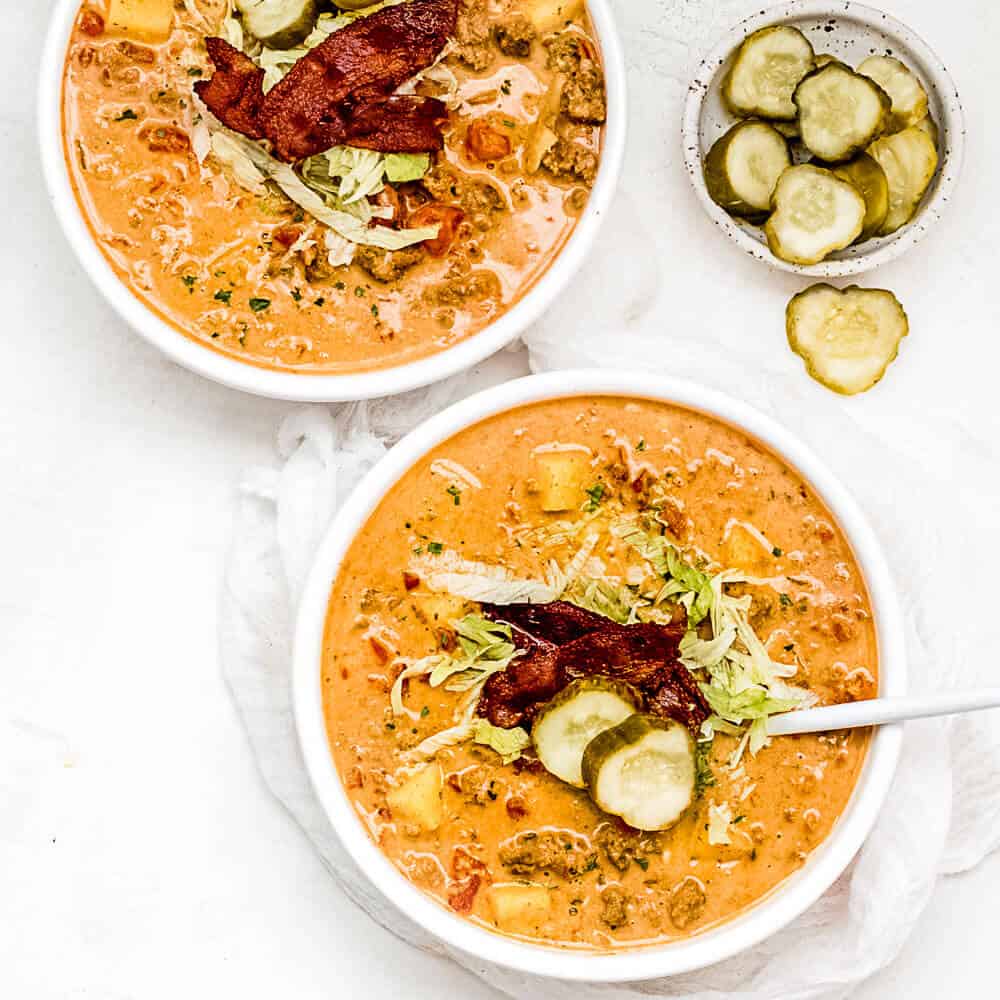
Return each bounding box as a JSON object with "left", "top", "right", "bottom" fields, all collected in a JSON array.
[
  {"left": 181, "top": 275, "right": 196, "bottom": 292},
  {"left": 314, "top": 297, "right": 325, "bottom": 307},
  {"left": 214, "top": 289, "right": 232, "bottom": 305},
  {"left": 636, "top": 438, "right": 646, "bottom": 451},
  {"left": 446, "top": 485, "right": 461, "bottom": 506},
  {"left": 248, "top": 297, "right": 271, "bottom": 313},
  {"left": 427, "top": 541, "right": 444, "bottom": 555},
  {"left": 291, "top": 288, "right": 302, "bottom": 302},
  {"left": 772, "top": 546, "right": 783, "bottom": 557},
  {"left": 114, "top": 109, "right": 138, "bottom": 122},
  {"left": 583, "top": 482, "right": 605, "bottom": 512}
]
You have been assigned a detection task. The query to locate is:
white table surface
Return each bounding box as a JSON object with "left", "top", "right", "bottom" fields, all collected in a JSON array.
[{"left": 4, "top": 1, "right": 999, "bottom": 997}]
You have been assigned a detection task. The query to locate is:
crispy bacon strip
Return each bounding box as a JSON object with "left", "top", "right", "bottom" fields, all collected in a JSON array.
[
  {"left": 195, "top": 0, "right": 457, "bottom": 160},
  {"left": 195, "top": 37, "right": 266, "bottom": 139},
  {"left": 477, "top": 603, "right": 710, "bottom": 733}
]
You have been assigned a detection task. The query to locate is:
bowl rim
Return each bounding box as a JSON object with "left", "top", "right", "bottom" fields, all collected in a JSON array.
[
  {"left": 681, "top": 0, "right": 965, "bottom": 278},
  {"left": 37, "top": 0, "right": 627, "bottom": 402},
  {"left": 292, "top": 368, "right": 906, "bottom": 981}
]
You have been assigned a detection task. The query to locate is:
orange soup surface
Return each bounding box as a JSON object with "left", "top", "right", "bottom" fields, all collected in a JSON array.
[
  {"left": 62, "top": 0, "right": 606, "bottom": 373},
  {"left": 322, "top": 396, "right": 878, "bottom": 948}
]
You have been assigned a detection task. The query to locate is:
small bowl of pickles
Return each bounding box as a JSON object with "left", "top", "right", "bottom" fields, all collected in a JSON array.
[{"left": 682, "top": 0, "right": 964, "bottom": 276}]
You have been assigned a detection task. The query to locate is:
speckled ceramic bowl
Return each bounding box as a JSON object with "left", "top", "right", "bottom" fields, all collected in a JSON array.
[{"left": 682, "top": 0, "right": 964, "bottom": 277}]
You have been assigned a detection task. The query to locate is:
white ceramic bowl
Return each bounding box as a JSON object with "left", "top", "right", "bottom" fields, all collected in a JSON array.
[
  {"left": 682, "top": 0, "right": 964, "bottom": 277},
  {"left": 293, "top": 369, "right": 906, "bottom": 981},
  {"left": 38, "top": 1, "right": 626, "bottom": 401}
]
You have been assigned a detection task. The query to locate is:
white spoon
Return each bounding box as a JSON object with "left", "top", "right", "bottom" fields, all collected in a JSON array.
[{"left": 769, "top": 688, "right": 1000, "bottom": 736}]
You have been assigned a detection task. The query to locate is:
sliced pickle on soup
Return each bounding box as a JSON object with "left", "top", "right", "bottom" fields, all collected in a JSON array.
[
  {"left": 722, "top": 26, "right": 815, "bottom": 120},
  {"left": 765, "top": 164, "right": 866, "bottom": 264},
  {"left": 236, "top": 0, "right": 318, "bottom": 48},
  {"left": 857, "top": 55, "right": 929, "bottom": 133},
  {"left": 533, "top": 678, "right": 640, "bottom": 787},
  {"left": 581, "top": 714, "right": 696, "bottom": 831},
  {"left": 704, "top": 120, "right": 791, "bottom": 219},
  {"left": 786, "top": 283, "right": 908, "bottom": 395},
  {"left": 794, "top": 63, "right": 891, "bottom": 163}
]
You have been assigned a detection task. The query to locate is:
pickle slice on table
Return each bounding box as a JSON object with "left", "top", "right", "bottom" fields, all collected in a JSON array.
[
  {"left": 857, "top": 56, "right": 929, "bottom": 133},
  {"left": 704, "top": 120, "right": 791, "bottom": 219},
  {"left": 581, "top": 714, "right": 696, "bottom": 831},
  {"left": 533, "top": 678, "right": 640, "bottom": 788},
  {"left": 786, "top": 283, "right": 909, "bottom": 395},
  {"left": 794, "top": 63, "right": 891, "bottom": 162},
  {"left": 765, "top": 164, "right": 866, "bottom": 264},
  {"left": 236, "top": 0, "right": 318, "bottom": 48},
  {"left": 867, "top": 125, "right": 939, "bottom": 234},
  {"left": 722, "top": 26, "right": 815, "bottom": 120},
  {"left": 830, "top": 153, "right": 889, "bottom": 241}
]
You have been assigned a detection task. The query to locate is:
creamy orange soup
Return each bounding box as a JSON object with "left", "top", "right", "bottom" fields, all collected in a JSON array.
[
  {"left": 61, "top": 1, "right": 605, "bottom": 373},
  {"left": 322, "top": 397, "right": 878, "bottom": 948}
]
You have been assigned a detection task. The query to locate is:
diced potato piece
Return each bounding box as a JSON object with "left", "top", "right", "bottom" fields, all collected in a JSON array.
[
  {"left": 413, "top": 594, "right": 468, "bottom": 626},
  {"left": 529, "top": 0, "right": 583, "bottom": 33},
  {"left": 487, "top": 883, "right": 552, "bottom": 928},
  {"left": 534, "top": 448, "right": 590, "bottom": 512},
  {"left": 386, "top": 763, "right": 443, "bottom": 833},
  {"left": 107, "top": 0, "right": 174, "bottom": 42},
  {"left": 722, "top": 523, "right": 775, "bottom": 575}
]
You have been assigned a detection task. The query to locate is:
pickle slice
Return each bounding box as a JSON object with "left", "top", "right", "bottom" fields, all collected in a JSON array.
[
  {"left": 704, "top": 120, "right": 791, "bottom": 219},
  {"left": 722, "top": 26, "right": 815, "bottom": 120},
  {"left": 831, "top": 153, "right": 889, "bottom": 241},
  {"left": 236, "top": 0, "right": 318, "bottom": 48},
  {"left": 858, "top": 55, "right": 929, "bottom": 133},
  {"left": 533, "top": 678, "right": 639, "bottom": 788},
  {"left": 914, "top": 114, "right": 939, "bottom": 148},
  {"left": 787, "top": 283, "right": 909, "bottom": 395},
  {"left": 765, "top": 164, "right": 866, "bottom": 264},
  {"left": 867, "top": 125, "right": 938, "bottom": 234},
  {"left": 582, "top": 714, "right": 696, "bottom": 831},
  {"left": 794, "top": 63, "right": 891, "bottom": 162}
]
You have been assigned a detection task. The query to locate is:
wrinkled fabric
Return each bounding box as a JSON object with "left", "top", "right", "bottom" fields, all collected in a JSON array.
[{"left": 219, "top": 0, "right": 1000, "bottom": 993}]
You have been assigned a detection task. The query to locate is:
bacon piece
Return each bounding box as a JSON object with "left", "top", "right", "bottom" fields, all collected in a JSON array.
[
  {"left": 481, "top": 600, "right": 616, "bottom": 647},
  {"left": 194, "top": 38, "right": 266, "bottom": 139},
  {"left": 477, "top": 603, "right": 710, "bottom": 733},
  {"left": 344, "top": 96, "right": 449, "bottom": 151},
  {"left": 195, "top": 0, "right": 456, "bottom": 159}
]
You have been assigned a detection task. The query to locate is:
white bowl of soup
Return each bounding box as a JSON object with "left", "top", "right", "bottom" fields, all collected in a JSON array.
[
  {"left": 292, "top": 370, "right": 905, "bottom": 980},
  {"left": 39, "top": 0, "right": 625, "bottom": 401}
]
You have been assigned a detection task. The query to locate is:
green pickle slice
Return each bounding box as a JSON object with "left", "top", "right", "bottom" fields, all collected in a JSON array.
[
  {"left": 794, "top": 63, "right": 891, "bottom": 162},
  {"left": 787, "top": 283, "right": 909, "bottom": 395},
  {"left": 765, "top": 164, "right": 866, "bottom": 264},
  {"left": 704, "top": 120, "right": 791, "bottom": 219},
  {"left": 722, "top": 25, "right": 815, "bottom": 120},
  {"left": 581, "top": 714, "right": 696, "bottom": 831},
  {"left": 830, "top": 153, "right": 890, "bottom": 241},
  {"left": 532, "top": 678, "right": 640, "bottom": 788},
  {"left": 867, "top": 125, "right": 939, "bottom": 234},
  {"left": 236, "top": 0, "right": 319, "bottom": 48},
  {"left": 857, "top": 55, "right": 929, "bottom": 133}
]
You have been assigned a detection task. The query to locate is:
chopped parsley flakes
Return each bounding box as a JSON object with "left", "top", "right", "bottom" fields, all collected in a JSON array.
[
  {"left": 583, "top": 482, "right": 606, "bottom": 512},
  {"left": 214, "top": 289, "right": 232, "bottom": 305},
  {"left": 427, "top": 541, "right": 444, "bottom": 555},
  {"left": 446, "top": 485, "right": 461, "bottom": 505},
  {"left": 248, "top": 297, "right": 271, "bottom": 313}
]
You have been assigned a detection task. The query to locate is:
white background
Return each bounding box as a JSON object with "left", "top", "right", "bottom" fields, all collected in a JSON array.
[{"left": 4, "top": 0, "right": 999, "bottom": 997}]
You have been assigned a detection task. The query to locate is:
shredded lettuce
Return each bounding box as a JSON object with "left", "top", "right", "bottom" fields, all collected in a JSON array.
[
  {"left": 562, "top": 576, "right": 636, "bottom": 623},
  {"left": 210, "top": 127, "right": 439, "bottom": 250},
  {"left": 410, "top": 551, "right": 561, "bottom": 605},
  {"left": 613, "top": 520, "right": 713, "bottom": 624},
  {"left": 471, "top": 720, "right": 532, "bottom": 764},
  {"left": 385, "top": 152, "right": 432, "bottom": 183}
]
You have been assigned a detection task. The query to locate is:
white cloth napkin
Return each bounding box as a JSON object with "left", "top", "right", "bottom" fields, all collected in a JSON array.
[{"left": 220, "top": 1, "right": 1000, "bottom": 993}]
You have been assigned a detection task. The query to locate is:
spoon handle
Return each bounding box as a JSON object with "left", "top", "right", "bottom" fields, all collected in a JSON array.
[{"left": 768, "top": 688, "right": 1000, "bottom": 736}]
